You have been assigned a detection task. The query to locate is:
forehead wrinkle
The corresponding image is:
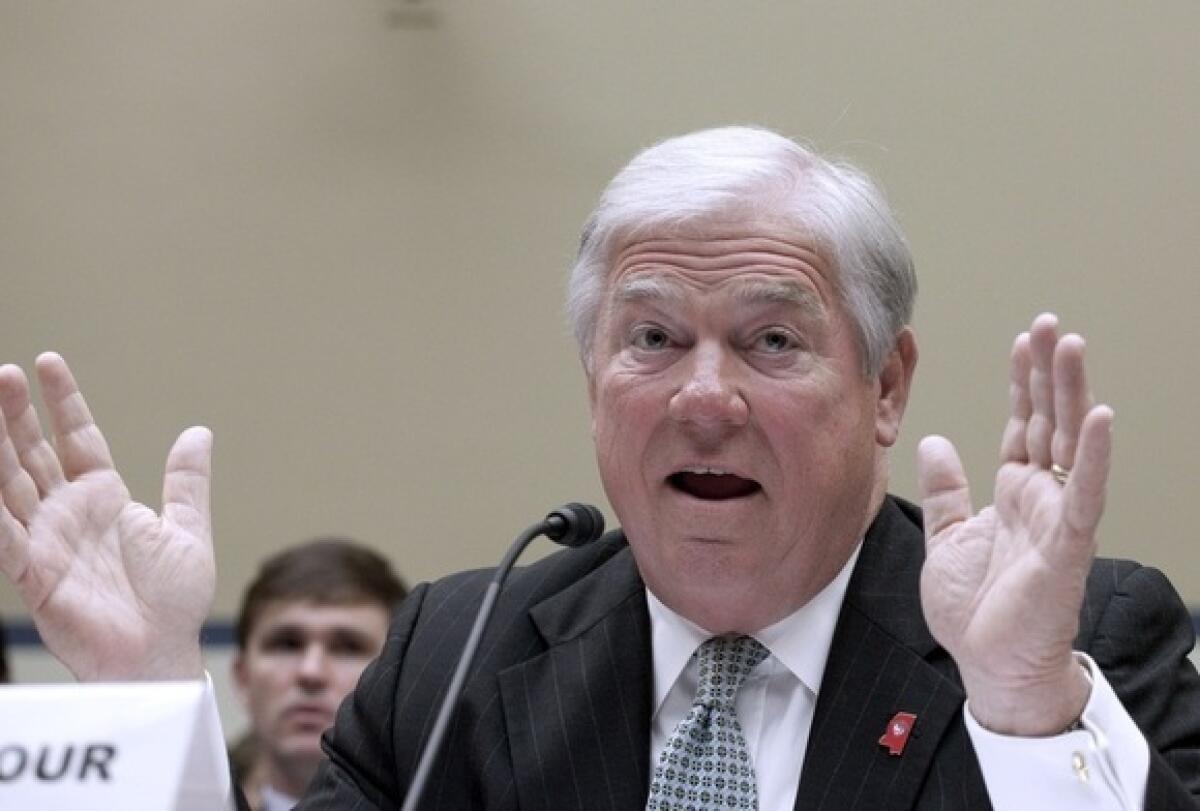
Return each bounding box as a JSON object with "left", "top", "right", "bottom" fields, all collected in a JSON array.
[
  {"left": 611, "top": 273, "right": 826, "bottom": 320},
  {"left": 609, "top": 236, "right": 835, "bottom": 307},
  {"left": 615, "top": 247, "right": 822, "bottom": 275},
  {"left": 613, "top": 232, "right": 821, "bottom": 262}
]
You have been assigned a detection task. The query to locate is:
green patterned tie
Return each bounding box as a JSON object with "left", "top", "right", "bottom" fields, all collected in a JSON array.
[{"left": 646, "top": 635, "right": 769, "bottom": 810}]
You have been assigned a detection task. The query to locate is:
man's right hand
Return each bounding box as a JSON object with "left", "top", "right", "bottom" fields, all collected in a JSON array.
[{"left": 0, "top": 352, "right": 213, "bottom": 681}]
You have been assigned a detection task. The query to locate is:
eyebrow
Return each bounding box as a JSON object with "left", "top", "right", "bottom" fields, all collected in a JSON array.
[
  {"left": 730, "top": 279, "right": 825, "bottom": 316},
  {"left": 612, "top": 276, "right": 685, "bottom": 305}
]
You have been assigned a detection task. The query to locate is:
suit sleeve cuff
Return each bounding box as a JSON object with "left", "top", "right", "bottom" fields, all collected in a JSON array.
[{"left": 964, "top": 652, "right": 1148, "bottom": 810}]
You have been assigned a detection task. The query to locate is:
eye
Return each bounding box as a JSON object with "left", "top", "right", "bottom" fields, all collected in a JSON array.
[
  {"left": 328, "top": 633, "right": 374, "bottom": 658},
  {"left": 259, "top": 630, "right": 305, "bottom": 654},
  {"left": 630, "top": 325, "right": 672, "bottom": 351},
  {"left": 753, "top": 328, "right": 799, "bottom": 354}
]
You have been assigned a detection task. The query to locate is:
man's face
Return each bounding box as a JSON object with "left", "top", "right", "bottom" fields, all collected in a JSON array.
[
  {"left": 233, "top": 600, "right": 390, "bottom": 771},
  {"left": 587, "top": 227, "right": 912, "bottom": 633}
]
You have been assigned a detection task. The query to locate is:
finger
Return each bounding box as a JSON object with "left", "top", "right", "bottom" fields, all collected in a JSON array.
[
  {"left": 1060, "top": 405, "right": 1113, "bottom": 540},
  {"left": 917, "top": 435, "right": 974, "bottom": 541},
  {"left": 999, "top": 332, "right": 1032, "bottom": 463},
  {"left": 0, "top": 399, "right": 42, "bottom": 523},
  {"left": 1025, "top": 313, "right": 1059, "bottom": 468},
  {"left": 35, "top": 352, "right": 116, "bottom": 479},
  {"left": 161, "top": 426, "right": 213, "bottom": 541},
  {"left": 1050, "top": 335, "right": 1091, "bottom": 470},
  {"left": 0, "top": 500, "right": 32, "bottom": 585},
  {"left": 0, "top": 363, "right": 65, "bottom": 503}
]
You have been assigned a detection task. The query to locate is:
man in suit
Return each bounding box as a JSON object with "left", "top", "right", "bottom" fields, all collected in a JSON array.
[{"left": 0, "top": 126, "right": 1196, "bottom": 809}]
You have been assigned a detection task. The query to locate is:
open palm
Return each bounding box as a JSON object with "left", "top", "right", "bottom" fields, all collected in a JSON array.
[
  {"left": 917, "top": 315, "right": 1113, "bottom": 734},
  {"left": 0, "top": 353, "right": 213, "bottom": 680}
]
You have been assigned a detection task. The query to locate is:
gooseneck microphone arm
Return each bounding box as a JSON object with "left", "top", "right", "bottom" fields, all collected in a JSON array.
[{"left": 400, "top": 503, "right": 604, "bottom": 811}]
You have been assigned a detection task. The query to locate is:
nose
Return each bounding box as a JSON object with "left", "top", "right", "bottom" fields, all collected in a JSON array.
[
  {"left": 296, "top": 643, "right": 331, "bottom": 690},
  {"left": 667, "top": 341, "right": 748, "bottom": 435}
]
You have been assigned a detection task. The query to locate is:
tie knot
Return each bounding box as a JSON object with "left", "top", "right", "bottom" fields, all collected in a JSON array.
[{"left": 694, "top": 635, "right": 768, "bottom": 708}]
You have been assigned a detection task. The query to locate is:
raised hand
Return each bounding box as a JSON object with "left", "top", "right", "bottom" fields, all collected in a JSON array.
[
  {"left": 917, "top": 314, "right": 1114, "bottom": 735},
  {"left": 0, "top": 353, "right": 213, "bottom": 681}
]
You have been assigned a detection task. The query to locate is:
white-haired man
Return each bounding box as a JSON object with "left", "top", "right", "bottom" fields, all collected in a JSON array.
[{"left": 0, "top": 127, "right": 1196, "bottom": 809}]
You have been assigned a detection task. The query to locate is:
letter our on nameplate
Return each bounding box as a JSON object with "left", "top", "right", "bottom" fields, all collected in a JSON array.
[
  {"left": 79, "top": 744, "right": 117, "bottom": 781},
  {"left": 0, "top": 743, "right": 114, "bottom": 783},
  {"left": 0, "top": 681, "right": 232, "bottom": 810},
  {"left": 0, "top": 745, "right": 28, "bottom": 781}
]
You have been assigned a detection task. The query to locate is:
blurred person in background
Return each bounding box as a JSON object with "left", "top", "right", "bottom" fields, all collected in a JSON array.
[{"left": 231, "top": 538, "right": 406, "bottom": 811}]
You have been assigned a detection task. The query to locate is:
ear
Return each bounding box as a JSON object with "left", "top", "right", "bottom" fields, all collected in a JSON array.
[
  {"left": 875, "top": 327, "right": 918, "bottom": 448},
  {"left": 232, "top": 652, "right": 250, "bottom": 708},
  {"left": 583, "top": 355, "right": 599, "bottom": 437}
]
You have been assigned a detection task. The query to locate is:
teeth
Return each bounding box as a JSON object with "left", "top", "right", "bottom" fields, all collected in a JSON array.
[{"left": 681, "top": 466, "right": 730, "bottom": 476}]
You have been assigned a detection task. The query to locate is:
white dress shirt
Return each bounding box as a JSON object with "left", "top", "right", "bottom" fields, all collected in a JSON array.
[
  {"left": 646, "top": 542, "right": 1150, "bottom": 811},
  {"left": 260, "top": 784, "right": 299, "bottom": 811}
]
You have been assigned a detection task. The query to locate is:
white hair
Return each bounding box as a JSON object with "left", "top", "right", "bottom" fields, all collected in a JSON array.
[{"left": 567, "top": 126, "right": 916, "bottom": 375}]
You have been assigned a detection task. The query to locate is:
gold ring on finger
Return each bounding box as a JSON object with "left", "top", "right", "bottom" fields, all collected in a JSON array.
[{"left": 1050, "top": 463, "right": 1070, "bottom": 486}]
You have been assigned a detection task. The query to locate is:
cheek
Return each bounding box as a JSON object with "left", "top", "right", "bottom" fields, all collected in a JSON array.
[
  {"left": 250, "top": 660, "right": 297, "bottom": 695},
  {"left": 593, "top": 384, "right": 666, "bottom": 518},
  {"left": 247, "top": 681, "right": 284, "bottom": 719},
  {"left": 766, "top": 384, "right": 875, "bottom": 472},
  {"left": 593, "top": 379, "right": 653, "bottom": 456},
  {"left": 331, "top": 661, "right": 371, "bottom": 694}
]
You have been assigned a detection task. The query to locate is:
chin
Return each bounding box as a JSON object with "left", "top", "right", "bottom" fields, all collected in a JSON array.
[
  {"left": 278, "top": 738, "right": 325, "bottom": 764},
  {"left": 670, "top": 534, "right": 756, "bottom": 574}
]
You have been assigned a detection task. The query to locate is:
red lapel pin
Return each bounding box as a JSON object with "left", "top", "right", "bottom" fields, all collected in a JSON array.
[{"left": 878, "top": 712, "right": 917, "bottom": 756}]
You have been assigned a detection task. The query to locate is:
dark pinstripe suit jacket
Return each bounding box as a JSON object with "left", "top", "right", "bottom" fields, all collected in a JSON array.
[{"left": 291, "top": 497, "right": 1200, "bottom": 809}]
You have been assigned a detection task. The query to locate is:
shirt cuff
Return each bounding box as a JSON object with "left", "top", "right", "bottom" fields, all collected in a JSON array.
[{"left": 964, "top": 653, "right": 1148, "bottom": 810}]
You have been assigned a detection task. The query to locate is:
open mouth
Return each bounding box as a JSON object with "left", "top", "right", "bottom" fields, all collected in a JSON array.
[{"left": 668, "top": 468, "right": 761, "bottom": 501}]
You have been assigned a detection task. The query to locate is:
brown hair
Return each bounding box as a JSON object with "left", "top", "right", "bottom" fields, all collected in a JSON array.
[{"left": 234, "top": 538, "right": 408, "bottom": 648}]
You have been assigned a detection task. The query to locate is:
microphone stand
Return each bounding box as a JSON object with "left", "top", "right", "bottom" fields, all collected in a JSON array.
[{"left": 400, "top": 505, "right": 601, "bottom": 811}]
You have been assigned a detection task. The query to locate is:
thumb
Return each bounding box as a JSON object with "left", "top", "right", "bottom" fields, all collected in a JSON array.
[
  {"left": 917, "top": 435, "right": 973, "bottom": 541},
  {"left": 161, "top": 426, "right": 212, "bottom": 539}
]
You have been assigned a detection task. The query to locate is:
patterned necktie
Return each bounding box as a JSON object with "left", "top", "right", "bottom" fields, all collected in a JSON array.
[{"left": 646, "top": 635, "right": 769, "bottom": 811}]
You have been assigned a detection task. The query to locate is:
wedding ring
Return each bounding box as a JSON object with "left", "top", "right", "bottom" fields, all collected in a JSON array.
[{"left": 1050, "top": 463, "right": 1070, "bottom": 486}]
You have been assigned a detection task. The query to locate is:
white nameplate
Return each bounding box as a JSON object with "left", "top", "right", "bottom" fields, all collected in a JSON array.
[{"left": 0, "top": 681, "right": 233, "bottom": 810}]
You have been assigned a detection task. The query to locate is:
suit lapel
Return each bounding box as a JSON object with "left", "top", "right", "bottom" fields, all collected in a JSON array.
[
  {"left": 499, "top": 543, "right": 652, "bottom": 811},
  {"left": 794, "top": 498, "right": 966, "bottom": 811}
]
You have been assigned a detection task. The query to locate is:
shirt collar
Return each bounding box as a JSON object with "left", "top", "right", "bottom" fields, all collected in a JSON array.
[
  {"left": 261, "top": 784, "right": 299, "bottom": 811},
  {"left": 646, "top": 541, "right": 861, "bottom": 715}
]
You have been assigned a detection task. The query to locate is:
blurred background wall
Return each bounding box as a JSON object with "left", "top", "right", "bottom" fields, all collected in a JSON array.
[{"left": 2, "top": 1, "right": 1198, "bottom": 730}]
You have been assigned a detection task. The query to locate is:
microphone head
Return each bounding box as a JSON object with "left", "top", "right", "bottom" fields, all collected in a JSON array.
[{"left": 545, "top": 503, "right": 606, "bottom": 547}]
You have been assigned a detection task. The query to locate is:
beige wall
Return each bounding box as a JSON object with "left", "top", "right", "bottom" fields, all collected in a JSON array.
[{"left": 2, "top": 1, "right": 1198, "bottom": 624}]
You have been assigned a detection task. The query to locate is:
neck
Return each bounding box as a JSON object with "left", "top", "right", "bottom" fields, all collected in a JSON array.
[{"left": 263, "top": 753, "right": 319, "bottom": 801}]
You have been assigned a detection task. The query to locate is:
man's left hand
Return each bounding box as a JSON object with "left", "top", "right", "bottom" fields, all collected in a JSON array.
[{"left": 917, "top": 313, "right": 1114, "bottom": 736}]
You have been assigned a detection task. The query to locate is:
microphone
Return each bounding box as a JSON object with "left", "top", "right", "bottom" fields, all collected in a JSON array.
[
  {"left": 545, "top": 502, "right": 606, "bottom": 547},
  {"left": 400, "top": 503, "right": 605, "bottom": 811}
]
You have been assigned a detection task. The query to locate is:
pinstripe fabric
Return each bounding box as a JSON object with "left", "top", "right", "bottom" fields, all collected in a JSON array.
[
  {"left": 794, "top": 499, "right": 984, "bottom": 810},
  {"left": 284, "top": 496, "right": 1200, "bottom": 810}
]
